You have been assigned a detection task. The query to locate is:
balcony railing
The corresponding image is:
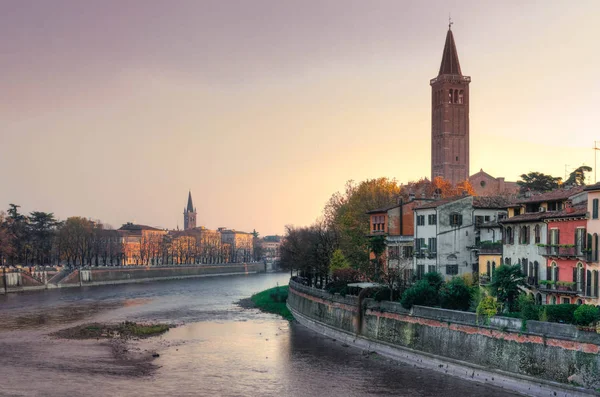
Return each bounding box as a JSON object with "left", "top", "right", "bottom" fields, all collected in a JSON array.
[
  {"left": 538, "top": 282, "right": 581, "bottom": 294},
  {"left": 537, "top": 245, "right": 586, "bottom": 259}
]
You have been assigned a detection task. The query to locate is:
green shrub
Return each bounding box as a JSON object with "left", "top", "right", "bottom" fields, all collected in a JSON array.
[
  {"left": 543, "top": 304, "right": 578, "bottom": 324},
  {"left": 439, "top": 277, "right": 471, "bottom": 311},
  {"left": 423, "top": 272, "right": 444, "bottom": 291},
  {"left": 400, "top": 280, "right": 439, "bottom": 309},
  {"left": 476, "top": 296, "right": 498, "bottom": 324},
  {"left": 469, "top": 286, "right": 483, "bottom": 312},
  {"left": 574, "top": 305, "right": 600, "bottom": 326},
  {"left": 517, "top": 294, "right": 542, "bottom": 321}
]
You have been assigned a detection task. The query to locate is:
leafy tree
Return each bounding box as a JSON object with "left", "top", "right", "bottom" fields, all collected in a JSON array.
[
  {"left": 488, "top": 265, "right": 525, "bottom": 312},
  {"left": 403, "top": 177, "right": 475, "bottom": 199},
  {"left": 439, "top": 277, "right": 471, "bottom": 311},
  {"left": 5, "top": 204, "right": 29, "bottom": 266},
  {"left": 252, "top": 237, "right": 264, "bottom": 261},
  {"left": 329, "top": 249, "right": 350, "bottom": 272},
  {"left": 28, "top": 211, "right": 58, "bottom": 266},
  {"left": 0, "top": 211, "right": 13, "bottom": 266},
  {"left": 517, "top": 172, "right": 562, "bottom": 193},
  {"left": 400, "top": 280, "right": 439, "bottom": 309},
  {"left": 368, "top": 235, "right": 387, "bottom": 281},
  {"left": 476, "top": 296, "right": 499, "bottom": 324},
  {"left": 323, "top": 178, "right": 401, "bottom": 276},
  {"left": 565, "top": 165, "right": 592, "bottom": 186}
]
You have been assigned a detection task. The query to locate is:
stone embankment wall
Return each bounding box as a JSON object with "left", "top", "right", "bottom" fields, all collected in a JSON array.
[
  {"left": 1, "top": 263, "right": 260, "bottom": 294},
  {"left": 288, "top": 280, "right": 600, "bottom": 396}
]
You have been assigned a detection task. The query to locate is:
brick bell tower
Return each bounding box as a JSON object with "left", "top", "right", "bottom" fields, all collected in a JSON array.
[
  {"left": 430, "top": 23, "right": 470, "bottom": 186},
  {"left": 183, "top": 190, "right": 197, "bottom": 230}
]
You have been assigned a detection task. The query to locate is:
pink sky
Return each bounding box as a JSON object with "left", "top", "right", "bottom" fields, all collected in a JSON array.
[{"left": 1, "top": 1, "right": 599, "bottom": 235}]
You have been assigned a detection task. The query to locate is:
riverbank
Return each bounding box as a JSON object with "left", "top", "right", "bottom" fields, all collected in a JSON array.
[
  {"left": 1, "top": 263, "right": 261, "bottom": 294},
  {"left": 242, "top": 285, "right": 294, "bottom": 320},
  {"left": 288, "top": 279, "right": 600, "bottom": 397}
]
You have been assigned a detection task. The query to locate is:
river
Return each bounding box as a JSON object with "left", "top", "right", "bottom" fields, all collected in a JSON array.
[{"left": 0, "top": 273, "right": 521, "bottom": 396}]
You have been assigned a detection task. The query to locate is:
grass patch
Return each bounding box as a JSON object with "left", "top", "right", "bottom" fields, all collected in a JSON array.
[
  {"left": 54, "top": 321, "right": 171, "bottom": 340},
  {"left": 251, "top": 285, "right": 294, "bottom": 321}
]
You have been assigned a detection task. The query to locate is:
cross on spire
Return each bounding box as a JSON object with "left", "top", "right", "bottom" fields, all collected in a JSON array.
[{"left": 449, "top": 14, "right": 453, "bottom": 30}]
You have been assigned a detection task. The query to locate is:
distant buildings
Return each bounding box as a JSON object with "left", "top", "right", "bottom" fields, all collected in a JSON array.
[{"left": 113, "top": 191, "right": 256, "bottom": 266}]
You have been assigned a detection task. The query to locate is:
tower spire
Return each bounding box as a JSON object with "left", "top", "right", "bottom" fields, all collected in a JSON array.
[
  {"left": 438, "top": 24, "right": 462, "bottom": 76},
  {"left": 187, "top": 190, "right": 194, "bottom": 212}
]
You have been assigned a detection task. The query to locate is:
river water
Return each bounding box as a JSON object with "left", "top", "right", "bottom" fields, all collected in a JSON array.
[{"left": 0, "top": 273, "right": 521, "bottom": 397}]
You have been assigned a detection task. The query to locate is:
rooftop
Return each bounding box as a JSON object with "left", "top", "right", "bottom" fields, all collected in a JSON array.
[
  {"left": 515, "top": 186, "right": 585, "bottom": 204},
  {"left": 472, "top": 196, "right": 512, "bottom": 209},
  {"left": 118, "top": 223, "right": 164, "bottom": 232}
]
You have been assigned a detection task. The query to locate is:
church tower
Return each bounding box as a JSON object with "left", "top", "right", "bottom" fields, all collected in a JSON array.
[
  {"left": 183, "top": 191, "right": 197, "bottom": 230},
  {"left": 430, "top": 24, "right": 470, "bottom": 186}
]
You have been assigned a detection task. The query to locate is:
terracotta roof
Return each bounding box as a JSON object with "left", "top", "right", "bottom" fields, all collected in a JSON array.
[
  {"left": 501, "top": 203, "right": 587, "bottom": 224},
  {"left": 515, "top": 186, "right": 585, "bottom": 204},
  {"left": 584, "top": 183, "right": 600, "bottom": 192},
  {"left": 543, "top": 204, "right": 588, "bottom": 220},
  {"left": 366, "top": 204, "right": 398, "bottom": 214},
  {"left": 438, "top": 28, "right": 462, "bottom": 76},
  {"left": 472, "top": 196, "right": 512, "bottom": 209},
  {"left": 500, "top": 213, "right": 547, "bottom": 224},
  {"left": 414, "top": 196, "right": 463, "bottom": 210}
]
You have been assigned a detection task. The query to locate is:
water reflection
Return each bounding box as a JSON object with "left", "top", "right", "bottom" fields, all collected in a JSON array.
[{"left": 0, "top": 273, "right": 521, "bottom": 397}]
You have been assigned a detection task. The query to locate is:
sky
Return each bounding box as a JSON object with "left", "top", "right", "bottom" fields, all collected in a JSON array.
[{"left": 1, "top": 0, "right": 599, "bottom": 235}]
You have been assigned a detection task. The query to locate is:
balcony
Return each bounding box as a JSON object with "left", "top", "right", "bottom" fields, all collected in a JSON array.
[
  {"left": 537, "top": 281, "right": 581, "bottom": 295},
  {"left": 469, "top": 242, "right": 502, "bottom": 255},
  {"left": 537, "top": 245, "right": 586, "bottom": 259}
]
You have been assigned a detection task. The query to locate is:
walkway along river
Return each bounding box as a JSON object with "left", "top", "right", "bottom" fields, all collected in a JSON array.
[{"left": 0, "top": 273, "right": 521, "bottom": 397}]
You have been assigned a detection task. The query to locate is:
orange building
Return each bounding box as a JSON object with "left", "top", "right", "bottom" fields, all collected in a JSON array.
[
  {"left": 367, "top": 196, "right": 433, "bottom": 275},
  {"left": 118, "top": 223, "right": 167, "bottom": 266}
]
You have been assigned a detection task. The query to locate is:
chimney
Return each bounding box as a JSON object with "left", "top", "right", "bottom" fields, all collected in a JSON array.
[
  {"left": 408, "top": 192, "right": 416, "bottom": 202},
  {"left": 565, "top": 200, "right": 574, "bottom": 214}
]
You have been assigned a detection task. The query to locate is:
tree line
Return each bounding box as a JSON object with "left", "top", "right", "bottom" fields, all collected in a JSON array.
[{"left": 0, "top": 204, "right": 262, "bottom": 268}]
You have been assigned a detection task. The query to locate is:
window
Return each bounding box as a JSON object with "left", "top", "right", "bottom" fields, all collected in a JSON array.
[
  {"left": 575, "top": 263, "right": 584, "bottom": 292},
  {"left": 484, "top": 215, "right": 491, "bottom": 222},
  {"left": 534, "top": 225, "right": 541, "bottom": 244},
  {"left": 575, "top": 228, "right": 585, "bottom": 255},
  {"left": 388, "top": 246, "right": 399, "bottom": 260},
  {"left": 520, "top": 226, "right": 529, "bottom": 244},
  {"left": 514, "top": 208, "right": 521, "bottom": 216},
  {"left": 505, "top": 257, "right": 511, "bottom": 265},
  {"left": 428, "top": 238, "right": 437, "bottom": 253},
  {"left": 551, "top": 296, "right": 557, "bottom": 305},
  {"left": 550, "top": 228, "right": 560, "bottom": 247},
  {"left": 594, "top": 199, "right": 599, "bottom": 219},
  {"left": 417, "top": 215, "right": 425, "bottom": 226},
  {"left": 449, "top": 213, "right": 463, "bottom": 227},
  {"left": 428, "top": 265, "right": 436, "bottom": 273},
  {"left": 415, "top": 238, "right": 425, "bottom": 254},
  {"left": 446, "top": 265, "right": 459, "bottom": 275},
  {"left": 562, "top": 297, "right": 571, "bottom": 304},
  {"left": 428, "top": 214, "right": 437, "bottom": 225},
  {"left": 402, "top": 246, "right": 413, "bottom": 258},
  {"left": 475, "top": 215, "right": 484, "bottom": 225},
  {"left": 417, "top": 264, "right": 425, "bottom": 279},
  {"left": 505, "top": 227, "right": 514, "bottom": 245}
]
